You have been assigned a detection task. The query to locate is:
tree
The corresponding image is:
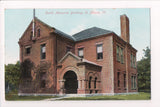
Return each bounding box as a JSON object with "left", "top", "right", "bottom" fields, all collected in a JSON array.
[
  {"left": 137, "top": 47, "right": 150, "bottom": 92},
  {"left": 5, "top": 61, "right": 21, "bottom": 92}
]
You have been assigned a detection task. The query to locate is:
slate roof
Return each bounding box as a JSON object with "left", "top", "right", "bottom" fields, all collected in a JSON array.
[
  {"left": 72, "top": 27, "right": 113, "bottom": 41},
  {"left": 35, "top": 18, "right": 113, "bottom": 42},
  {"left": 55, "top": 29, "right": 76, "bottom": 41}
]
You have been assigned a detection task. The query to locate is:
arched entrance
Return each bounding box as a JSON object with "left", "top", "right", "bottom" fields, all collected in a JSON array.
[{"left": 63, "top": 71, "right": 78, "bottom": 94}]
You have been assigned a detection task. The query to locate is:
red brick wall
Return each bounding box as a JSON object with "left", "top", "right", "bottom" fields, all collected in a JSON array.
[
  {"left": 19, "top": 19, "right": 57, "bottom": 93},
  {"left": 19, "top": 17, "right": 137, "bottom": 94},
  {"left": 113, "top": 34, "right": 137, "bottom": 93},
  {"left": 75, "top": 35, "right": 114, "bottom": 93}
]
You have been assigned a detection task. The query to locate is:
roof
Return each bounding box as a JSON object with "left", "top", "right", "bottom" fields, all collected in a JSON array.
[
  {"left": 54, "top": 29, "right": 75, "bottom": 41},
  {"left": 72, "top": 27, "right": 113, "bottom": 41},
  {"left": 31, "top": 18, "right": 113, "bottom": 42},
  {"left": 59, "top": 51, "right": 81, "bottom": 63},
  {"left": 59, "top": 52, "right": 102, "bottom": 67},
  {"left": 35, "top": 17, "right": 75, "bottom": 41},
  {"left": 82, "top": 59, "right": 101, "bottom": 67}
]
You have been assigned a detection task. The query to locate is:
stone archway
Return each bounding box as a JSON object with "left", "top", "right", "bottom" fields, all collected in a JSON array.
[{"left": 63, "top": 71, "right": 78, "bottom": 94}]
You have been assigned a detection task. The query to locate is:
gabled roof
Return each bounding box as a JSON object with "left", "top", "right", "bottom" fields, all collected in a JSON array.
[
  {"left": 59, "top": 52, "right": 81, "bottom": 63},
  {"left": 59, "top": 52, "right": 102, "bottom": 67},
  {"left": 25, "top": 17, "right": 75, "bottom": 41},
  {"left": 72, "top": 27, "right": 113, "bottom": 41},
  {"left": 21, "top": 17, "right": 114, "bottom": 42}
]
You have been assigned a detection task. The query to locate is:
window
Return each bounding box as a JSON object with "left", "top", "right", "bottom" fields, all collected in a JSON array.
[
  {"left": 89, "top": 76, "right": 92, "bottom": 89},
  {"left": 30, "top": 31, "right": 33, "bottom": 40},
  {"left": 37, "top": 29, "right": 40, "bottom": 37},
  {"left": 117, "top": 45, "right": 124, "bottom": 63},
  {"left": 131, "top": 54, "right": 136, "bottom": 68},
  {"left": 41, "top": 44, "right": 46, "bottom": 59},
  {"left": 94, "top": 77, "right": 97, "bottom": 89},
  {"left": 117, "top": 72, "right": 120, "bottom": 87},
  {"left": 66, "top": 46, "right": 72, "bottom": 53},
  {"left": 41, "top": 80, "right": 46, "bottom": 88},
  {"left": 124, "top": 73, "right": 126, "bottom": 88},
  {"left": 25, "top": 47, "right": 31, "bottom": 55},
  {"left": 131, "top": 75, "right": 136, "bottom": 89},
  {"left": 120, "top": 48, "right": 124, "bottom": 63},
  {"left": 40, "top": 72, "right": 46, "bottom": 88},
  {"left": 130, "top": 54, "right": 133, "bottom": 67},
  {"left": 134, "top": 76, "right": 136, "bottom": 89},
  {"left": 78, "top": 48, "right": 84, "bottom": 58},
  {"left": 116, "top": 45, "right": 120, "bottom": 61},
  {"left": 97, "top": 44, "right": 103, "bottom": 60},
  {"left": 133, "top": 56, "right": 136, "bottom": 68}
]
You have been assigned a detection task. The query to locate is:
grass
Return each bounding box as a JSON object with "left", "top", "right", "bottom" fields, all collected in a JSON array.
[
  {"left": 5, "top": 91, "right": 151, "bottom": 101},
  {"left": 5, "top": 91, "right": 58, "bottom": 101},
  {"left": 59, "top": 92, "right": 151, "bottom": 100}
]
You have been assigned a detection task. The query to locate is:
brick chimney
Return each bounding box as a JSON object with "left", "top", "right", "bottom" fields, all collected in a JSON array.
[{"left": 120, "top": 14, "right": 130, "bottom": 43}]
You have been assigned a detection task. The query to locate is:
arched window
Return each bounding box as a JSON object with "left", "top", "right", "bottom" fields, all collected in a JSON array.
[
  {"left": 30, "top": 31, "right": 33, "bottom": 40},
  {"left": 89, "top": 76, "right": 92, "bottom": 89},
  {"left": 37, "top": 29, "right": 40, "bottom": 37},
  {"left": 94, "top": 77, "right": 97, "bottom": 89}
]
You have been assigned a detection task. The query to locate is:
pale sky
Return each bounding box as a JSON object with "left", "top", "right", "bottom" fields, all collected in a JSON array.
[{"left": 5, "top": 8, "right": 150, "bottom": 65}]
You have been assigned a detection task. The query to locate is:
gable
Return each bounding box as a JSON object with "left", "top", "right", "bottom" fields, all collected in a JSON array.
[
  {"left": 19, "top": 17, "right": 54, "bottom": 43},
  {"left": 59, "top": 52, "right": 81, "bottom": 64}
]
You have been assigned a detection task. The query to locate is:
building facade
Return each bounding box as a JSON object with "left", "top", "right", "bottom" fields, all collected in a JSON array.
[{"left": 18, "top": 14, "right": 137, "bottom": 95}]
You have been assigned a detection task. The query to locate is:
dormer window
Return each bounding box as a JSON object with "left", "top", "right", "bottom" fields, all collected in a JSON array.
[{"left": 37, "top": 29, "right": 40, "bottom": 37}]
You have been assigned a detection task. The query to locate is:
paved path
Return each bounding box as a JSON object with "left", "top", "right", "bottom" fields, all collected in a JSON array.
[{"left": 43, "top": 96, "right": 69, "bottom": 101}]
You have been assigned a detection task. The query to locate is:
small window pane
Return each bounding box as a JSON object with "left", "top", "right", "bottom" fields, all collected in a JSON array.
[
  {"left": 37, "top": 29, "right": 40, "bottom": 37},
  {"left": 66, "top": 46, "right": 72, "bottom": 53},
  {"left": 78, "top": 48, "right": 83, "bottom": 58},
  {"left": 97, "top": 45, "right": 102, "bottom": 53},
  {"left": 97, "top": 44, "right": 103, "bottom": 59},
  {"left": 26, "top": 47, "right": 31, "bottom": 55},
  {"left": 117, "top": 72, "right": 120, "bottom": 87},
  {"left": 124, "top": 74, "right": 126, "bottom": 88},
  {"left": 42, "top": 46, "right": 46, "bottom": 53},
  {"left": 41, "top": 44, "right": 46, "bottom": 59},
  {"left": 117, "top": 45, "right": 120, "bottom": 61}
]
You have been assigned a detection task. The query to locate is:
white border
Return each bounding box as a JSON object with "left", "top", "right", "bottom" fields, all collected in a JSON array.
[{"left": 0, "top": 1, "right": 160, "bottom": 107}]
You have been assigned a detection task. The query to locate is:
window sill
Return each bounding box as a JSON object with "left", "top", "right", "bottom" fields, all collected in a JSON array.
[
  {"left": 40, "top": 59, "right": 46, "bottom": 61},
  {"left": 97, "top": 59, "right": 103, "bottom": 61},
  {"left": 131, "top": 88, "right": 137, "bottom": 90},
  {"left": 118, "top": 87, "right": 121, "bottom": 90},
  {"left": 25, "top": 54, "right": 30, "bottom": 56}
]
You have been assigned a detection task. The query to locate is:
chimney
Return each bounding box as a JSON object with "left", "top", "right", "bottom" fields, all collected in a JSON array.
[{"left": 120, "top": 14, "right": 130, "bottom": 43}]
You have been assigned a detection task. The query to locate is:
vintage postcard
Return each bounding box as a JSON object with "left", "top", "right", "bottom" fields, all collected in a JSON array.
[
  {"left": 4, "top": 8, "right": 150, "bottom": 100},
  {"left": 1, "top": 1, "right": 159, "bottom": 107}
]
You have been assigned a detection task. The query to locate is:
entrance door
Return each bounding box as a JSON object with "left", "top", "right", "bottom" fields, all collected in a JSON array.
[{"left": 63, "top": 71, "right": 78, "bottom": 94}]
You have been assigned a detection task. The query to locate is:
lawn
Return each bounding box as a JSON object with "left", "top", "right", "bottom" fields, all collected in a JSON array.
[
  {"left": 59, "top": 92, "right": 151, "bottom": 100},
  {"left": 5, "top": 91, "right": 58, "bottom": 101},
  {"left": 5, "top": 92, "right": 150, "bottom": 101}
]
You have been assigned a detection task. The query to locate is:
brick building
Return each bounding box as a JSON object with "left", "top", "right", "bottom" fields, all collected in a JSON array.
[{"left": 18, "top": 14, "right": 137, "bottom": 95}]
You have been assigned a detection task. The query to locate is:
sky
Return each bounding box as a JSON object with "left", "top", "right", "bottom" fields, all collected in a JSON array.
[{"left": 5, "top": 8, "right": 150, "bottom": 65}]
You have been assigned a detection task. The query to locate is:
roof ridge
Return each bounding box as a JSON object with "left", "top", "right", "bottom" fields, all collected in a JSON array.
[{"left": 34, "top": 17, "right": 53, "bottom": 29}]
